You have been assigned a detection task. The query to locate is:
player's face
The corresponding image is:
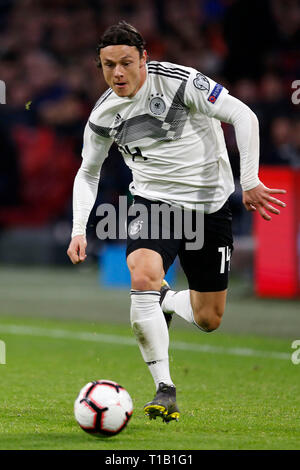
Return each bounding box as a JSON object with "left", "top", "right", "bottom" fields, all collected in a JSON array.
[{"left": 100, "top": 45, "right": 147, "bottom": 98}]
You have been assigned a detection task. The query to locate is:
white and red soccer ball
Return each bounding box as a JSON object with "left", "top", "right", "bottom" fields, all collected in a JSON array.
[{"left": 74, "top": 380, "right": 133, "bottom": 437}]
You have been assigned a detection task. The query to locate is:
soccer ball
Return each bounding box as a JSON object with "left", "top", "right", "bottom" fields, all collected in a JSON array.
[{"left": 74, "top": 380, "right": 133, "bottom": 437}]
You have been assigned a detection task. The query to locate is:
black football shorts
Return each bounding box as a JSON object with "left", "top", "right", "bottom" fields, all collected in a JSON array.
[{"left": 126, "top": 196, "right": 234, "bottom": 292}]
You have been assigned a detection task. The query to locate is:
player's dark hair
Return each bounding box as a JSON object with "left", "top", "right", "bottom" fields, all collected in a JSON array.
[{"left": 96, "top": 21, "right": 146, "bottom": 68}]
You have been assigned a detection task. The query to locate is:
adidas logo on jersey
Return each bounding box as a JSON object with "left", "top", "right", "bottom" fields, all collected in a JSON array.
[{"left": 114, "top": 113, "right": 123, "bottom": 126}]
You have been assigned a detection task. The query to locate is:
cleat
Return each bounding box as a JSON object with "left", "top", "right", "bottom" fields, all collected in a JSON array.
[
  {"left": 160, "top": 280, "right": 173, "bottom": 329},
  {"left": 163, "top": 411, "right": 180, "bottom": 423},
  {"left": 144, "top": 382, "right": 180, "bottom": 423}
]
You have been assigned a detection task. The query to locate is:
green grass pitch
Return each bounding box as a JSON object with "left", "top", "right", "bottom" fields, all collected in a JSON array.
[{"left": 0, "top": 266, "right": 299, "bottom": 450}]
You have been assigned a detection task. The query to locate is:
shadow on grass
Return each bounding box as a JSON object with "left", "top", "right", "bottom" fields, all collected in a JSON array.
[{"left": 0, "top": 431, "right": 136, "bottom": 450}]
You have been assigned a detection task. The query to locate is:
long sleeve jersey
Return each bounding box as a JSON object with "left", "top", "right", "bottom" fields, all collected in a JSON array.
[{"left": 72, "top": 61, "right": 260, "bottom": 237}]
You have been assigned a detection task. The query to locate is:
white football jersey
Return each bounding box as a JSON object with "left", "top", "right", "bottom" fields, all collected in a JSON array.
[{"left": 82, "top": 61, "right": 235, "bottom": 213}]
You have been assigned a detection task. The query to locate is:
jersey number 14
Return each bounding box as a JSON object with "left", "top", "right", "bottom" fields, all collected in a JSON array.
[
  {"left": 218, "top": 246, "right": 231, "bottom": 274},
  {"left": 118, "top": 145, "right": 148, "bottom": 161}
]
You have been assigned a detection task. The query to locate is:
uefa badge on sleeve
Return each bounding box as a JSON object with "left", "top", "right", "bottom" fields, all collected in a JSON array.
[
  {"left": 208, "top": 83, "right": 223, "bottom": 104},
  {"left": 193, "top": 73, "right": 210, "bottom": 92}
]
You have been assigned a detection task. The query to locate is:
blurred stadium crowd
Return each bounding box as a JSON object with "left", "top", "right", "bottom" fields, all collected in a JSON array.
[{"left": 0, "top": 0, "right": 299, "bottom": 244}]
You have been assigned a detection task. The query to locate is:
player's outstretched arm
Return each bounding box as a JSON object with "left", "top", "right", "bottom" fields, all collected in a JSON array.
[
  {"left": 242, "top": 182, "right": 286, "bottom": 221},
  {"left": 67, "top": 122, "right": 113, "bottom": 265},
  {"left": 67, "top": 235, "right": 87, "bottom": 264}
]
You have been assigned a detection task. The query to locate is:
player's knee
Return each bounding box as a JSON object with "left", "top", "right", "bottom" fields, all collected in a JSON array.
[
  {"left": 130, "top": 269, "right": 161, "bottom": 291},
  {"left": 193, "top": 304, "right": 224, "bottom": 332},
  {"left": 201, "top": 315, "right": 222, "bottom": 332}
]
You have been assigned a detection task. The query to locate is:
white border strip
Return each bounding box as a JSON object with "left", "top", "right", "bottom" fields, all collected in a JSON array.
[{"left": 0, "top": 324, "right": 290, "bottom": 360}]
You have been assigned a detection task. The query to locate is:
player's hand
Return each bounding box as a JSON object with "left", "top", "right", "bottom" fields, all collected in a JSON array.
[
  {"left": 242, "top": 182, "right": 286, "bottom": 221},
  {"left": 67, "top": 235, "right": 87, "bottom": 264}
]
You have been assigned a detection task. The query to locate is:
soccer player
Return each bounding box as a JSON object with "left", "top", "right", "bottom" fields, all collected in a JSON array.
[{"left": 67, "top": 21, "right": 286, "bottom": 423}]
